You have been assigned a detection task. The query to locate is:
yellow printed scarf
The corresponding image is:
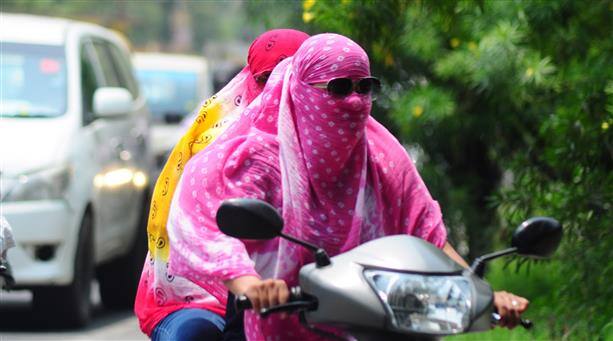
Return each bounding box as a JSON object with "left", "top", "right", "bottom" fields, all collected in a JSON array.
[{"left": 146, "top": 68, "right": 251, "bottom": 261}]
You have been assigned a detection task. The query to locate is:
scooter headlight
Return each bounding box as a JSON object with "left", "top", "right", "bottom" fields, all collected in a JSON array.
[{"left": 364, "top": 269, "right": 472, "bottom": 335}]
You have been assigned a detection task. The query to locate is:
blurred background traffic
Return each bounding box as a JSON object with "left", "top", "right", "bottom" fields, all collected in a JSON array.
[{"left": 0, "top": 0, "right": 611, "bottom": 340}]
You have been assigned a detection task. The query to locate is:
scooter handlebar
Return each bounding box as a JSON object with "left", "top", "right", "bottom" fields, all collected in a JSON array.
[
  {"left": 236, "top": 286, "right": 303, "bottom": 311},
  {"left": 238, "top": 290, "right": 533, "bottom": 331}
]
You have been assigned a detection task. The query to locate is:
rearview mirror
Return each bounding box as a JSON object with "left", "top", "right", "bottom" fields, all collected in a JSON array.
[
  {"left": 216, "top": 198, "right": 283, "bottom": 240},
  {"left": 94, "top": 87, "right": 133, "bottom": 117},
  {"left": 512, "top": 217, "right": 562, "bottom": 258}
]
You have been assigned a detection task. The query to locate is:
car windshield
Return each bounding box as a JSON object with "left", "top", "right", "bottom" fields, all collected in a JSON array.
[
  {"left": 0, "top": 43, "right": 67, "bottom": 118},
  {"left": 136, "top": 69, "right": 199, "bottom": 123}
]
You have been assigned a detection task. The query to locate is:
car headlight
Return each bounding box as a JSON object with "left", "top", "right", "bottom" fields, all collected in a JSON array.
[
  {"left": 2, "top": 166, "right": 72, "bottom": 202},
  {"left": 364, "top": 269, "right": 472, "bottom": 335}
]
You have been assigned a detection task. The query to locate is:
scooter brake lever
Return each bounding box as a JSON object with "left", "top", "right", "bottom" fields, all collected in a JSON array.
[
  {"left": 491, "top": 312, "right": 534, "bottom": 330},
  {"left": 260, "top": 300, "right": 317, "bottom": 317},
  {"left": 520, "top": 319, "right": 534, "bottom": 329}
]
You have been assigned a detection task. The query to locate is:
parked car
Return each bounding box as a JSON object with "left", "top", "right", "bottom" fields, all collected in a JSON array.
[
  {"left": 133, "top": 52, "right": 213, "bottom": 177},
  {"left": 0, "top": 216, "right": 16, "bottom": 290},
  {"left": 0, "top": 13, "right": 152, "bottom": 327}
]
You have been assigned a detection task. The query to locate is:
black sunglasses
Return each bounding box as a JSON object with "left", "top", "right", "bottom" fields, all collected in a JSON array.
[{"left": 310, "top": 77, "right": 381, "bottom": 97}]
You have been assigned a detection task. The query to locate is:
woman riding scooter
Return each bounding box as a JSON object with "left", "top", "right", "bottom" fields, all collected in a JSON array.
[{"left": 164, "top": 33, "right": 528, "bottom": 340}]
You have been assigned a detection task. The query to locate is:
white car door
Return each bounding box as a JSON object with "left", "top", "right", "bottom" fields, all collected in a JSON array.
[
  {"left": 79, "top": 37, "right": 139, "bottom": 258},
  {"left": 104, "top": 41, "right": 151, "bottom": 192}
]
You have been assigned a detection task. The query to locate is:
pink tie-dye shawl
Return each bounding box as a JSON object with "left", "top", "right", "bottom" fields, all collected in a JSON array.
[{"left": 167, "top": 33, "right": 447, "bottom": 340}]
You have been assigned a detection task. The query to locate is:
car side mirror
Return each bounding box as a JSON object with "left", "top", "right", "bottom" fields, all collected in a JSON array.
[
  {"left": 216, "top": 198, "right": 283, "bottom": 240},
  {"left": 511, "top": 217, "right": 563, "bottom": 258},
  {"left": 94, "top": 87, "right": 133, "bottom": 117}
]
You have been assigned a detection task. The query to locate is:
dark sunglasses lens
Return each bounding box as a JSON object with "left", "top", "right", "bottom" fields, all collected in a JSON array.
[
  {"left": 357, "top": 78, "right": 381, "bottom": 95},
  {"left": 327, "top": 78, "right": 353, "bottom": 96}
]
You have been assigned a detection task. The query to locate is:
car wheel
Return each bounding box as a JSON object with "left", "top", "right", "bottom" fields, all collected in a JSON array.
[
  {"left": 33, "top": 210, "right": 94, "bottom": 328},
  {"left": 97, "top": 191, "right": 149, "bottom": 310}
]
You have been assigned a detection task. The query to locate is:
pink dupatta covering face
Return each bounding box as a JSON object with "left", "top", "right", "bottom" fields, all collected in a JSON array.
[{"left": 167, "top": 33, "right": 447, "bottom": 340}]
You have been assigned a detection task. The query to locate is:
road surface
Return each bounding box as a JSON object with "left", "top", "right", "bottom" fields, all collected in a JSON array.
[{"left": 0, "top": 284, "right": 146, "bottom": 341}]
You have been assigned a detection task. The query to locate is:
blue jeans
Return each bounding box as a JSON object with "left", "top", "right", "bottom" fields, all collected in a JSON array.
[{"left": 152, "top": 308, "right": 225, "bottom": 341}]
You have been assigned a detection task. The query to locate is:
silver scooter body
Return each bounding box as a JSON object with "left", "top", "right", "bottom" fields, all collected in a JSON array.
[
  {"left": 299, "top": 235, "right": 493, "bottom": 340},
  {"left": 216, "top": 198, "right": 562, "bottom": 340}
]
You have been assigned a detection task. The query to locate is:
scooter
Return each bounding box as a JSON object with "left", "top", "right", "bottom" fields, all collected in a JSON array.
[{"left": 216, "top": 198, "right": 562, "bottom": 340}]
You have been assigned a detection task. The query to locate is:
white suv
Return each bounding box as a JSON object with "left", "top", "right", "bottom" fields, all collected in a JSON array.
[{"left": 0, "top": 13, "right": 152, "bottom": 327}]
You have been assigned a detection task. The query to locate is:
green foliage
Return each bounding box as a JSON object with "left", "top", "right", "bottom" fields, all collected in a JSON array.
[
  {"left": 308, "top": 0, "right": 613, "bottom": 338},
  {"left": 2, "top": 0, "right": 166, "bottom": 47},
  {"left": 244, "top": 0, "right": 307, "bottom": 35},
  {"left": 390, "top": 84, "right": 456, "bottom": 131},
  {"left": 0, "top": 0, "right": 296, "bottom": 52}
]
